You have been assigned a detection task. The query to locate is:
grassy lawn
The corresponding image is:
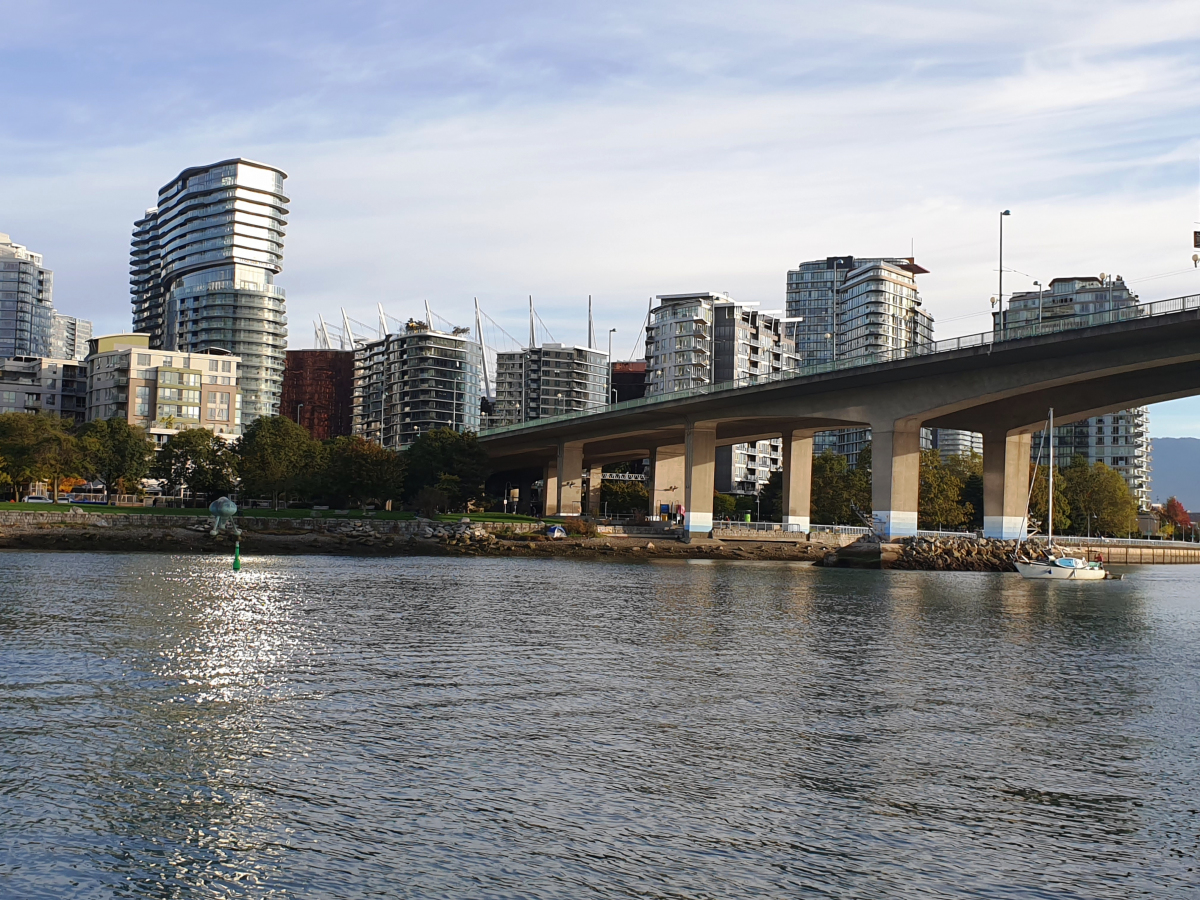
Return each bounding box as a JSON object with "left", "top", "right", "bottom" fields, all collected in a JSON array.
[{"left": 0, "top": 502, "right": 541, "bottom": 523}]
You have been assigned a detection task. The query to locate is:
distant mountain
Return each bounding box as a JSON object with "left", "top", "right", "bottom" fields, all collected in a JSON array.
[{"left": 1150, "top": 437, "right": 1200, "bottom": 510}]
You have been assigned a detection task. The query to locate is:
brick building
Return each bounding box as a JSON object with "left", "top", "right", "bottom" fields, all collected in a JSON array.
[{"left": 281, "top": 349, "right": 354, "bottom": 440}]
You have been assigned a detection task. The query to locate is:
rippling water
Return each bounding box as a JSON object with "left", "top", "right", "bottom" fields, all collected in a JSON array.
[{"left": 2, "top": 553, "right": 1199, "bottom": 898}]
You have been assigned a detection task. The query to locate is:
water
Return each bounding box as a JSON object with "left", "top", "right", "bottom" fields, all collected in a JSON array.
[{"left": 2, "top": 553, "right": 1199, "bottom": 899}]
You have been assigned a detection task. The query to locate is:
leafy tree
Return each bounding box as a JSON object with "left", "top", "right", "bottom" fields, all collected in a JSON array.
[
  {"left": 403, "top": 428, "right": 489, "bottom": 510},
  {"left": 810, "top": 448, "right": 871, "bottom": 525},
  {"left": 318, "top": 436, "right": 406, "bottom": 508},
  {"left": 919, "top": 449, "right": 972, "bottom": 530},
  {"left": 943, "top": 451, "right": 984, "bottom": 529},
  {"left": 152, "top": 429, "right": 238, "bottom": 503},
  {"left": 758, "top": 471, "right": 782, "bottom": 521},
  {"left": 1158, "top": 496, "right": 1192, "bottom": 538},
  {"left": 1029, "top": 462, "right": 1071, "bottom": 536},
  {"left": 236, "top": 415, "right": 319, "bottom": 508},
  {"left": 78, "top": 417, "right": 154, "bottom": 500},
  {"left": 415, "top": 485, "right": 449, "bottom": 517},
  {"left": 599, "top": 478, "right": 648, "bottom": 515},
  {"left": 0, "top": 413, "right": 81, "bottom": 500},
  {"left": 713, "top": 491, "right": 737, "bottom": 519},
  {"left": 1058, "top": 456, "right": 1138, "bottom": 536}
]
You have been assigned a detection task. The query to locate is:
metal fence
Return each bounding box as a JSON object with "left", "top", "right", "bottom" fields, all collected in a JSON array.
[{"left": 481, "top": 290, "right": 1200, "bottom": 438}]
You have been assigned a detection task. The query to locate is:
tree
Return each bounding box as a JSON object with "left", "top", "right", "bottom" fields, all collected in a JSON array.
[
  {"left": 1029, "top": 461, "right": 1071, "bottom": 536},
  {"left": 599, "top": 478, "right": 648, "bottom": 515},
  {"left": 713, "top": 491, "right": 738, "bottom": 519},
  {"left": 1158, "top": 496, "right": 1192, "bottom": 538},
  {"left": 236, "top": 416, "right": 319, "bottom": 508},
  {"left": 403, "top": 428, "right": 490, "bottom": 510},
  {"left": 1058, "top": 455, "right": 1138, "bottom": 536},
  {"left": 0, "top": 413, "right": 81, "bottom": 500},
  {"left": 78, "top": 417, "right": 154, "bottom": 500},
  {"left": 810, "top": 448, "right": 871, "bottom": 525},
  {"left": 919, "top": 449, "right": 972, "bottom": 530},
  {"left": 318, "top": 436, "right": 406, "bottom": 508},
  {"left": 152, "top": 429, "right": 238, "bottom": 503},
  {"left": 943, "top": 451, "right": 984, "bottom": 529}
]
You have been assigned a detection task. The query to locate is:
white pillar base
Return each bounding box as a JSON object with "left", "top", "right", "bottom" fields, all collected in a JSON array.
[
  {"left": 874, "top": 510, "right": 918, "bottom": 539},
  {"left": 783, "top": 515, "right": 810, "bottom": 533},
  {"left": 983, "top": 515, "right": 1026, "bottom": 540},
  {"left": 684, "top": 511, "right": 712, "bottom": 535}
]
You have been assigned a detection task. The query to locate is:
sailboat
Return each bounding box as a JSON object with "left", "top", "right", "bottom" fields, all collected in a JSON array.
[{"left": 1015, "top": 408, "right": 1108, "bottom": 581}]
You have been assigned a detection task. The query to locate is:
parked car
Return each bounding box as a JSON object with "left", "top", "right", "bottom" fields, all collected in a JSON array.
[{"left": 22, "top": 495, "right": 52, "bottom": 503}]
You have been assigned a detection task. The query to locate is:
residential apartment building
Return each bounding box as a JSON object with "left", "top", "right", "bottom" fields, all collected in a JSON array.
[
  {"left": 0, "top": 233, "right": 54, "bottom": 359},
  {"left": 492, "top": 343, "right": 608, "bottom": 428},
  {"left": 85, "top": 333, "right": 242, "bottom": 447},
  {"left": 999, "top": 277, "right": 1150, "bottom": 505},
  {"left": 930, "top": 427, "right": 982, "bottom": 459},
  {"left": 352, "top": 319, "right": 483, "bottom": 450},
  {"left": 130, "top": 158, "right": 289, "bottom": 423},
  {"left": 0, "top": 356, "right": 88, "bottom": 425},
  {"left": 50, "top": 313, "right": 92, "bottom": 361},
  {"left": 281, "top": 349, "right": 354, "bottom": 440},
  {"left": 785, "top": 256, "right": 935, "bottom": 464},
  {"left": 645, "top": 292, "right": 799, "bottom": 493}
]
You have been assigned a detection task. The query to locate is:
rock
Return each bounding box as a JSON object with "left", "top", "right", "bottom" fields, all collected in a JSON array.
[{"left": 645, "top": 542, "right": 655, "bottom": 551}]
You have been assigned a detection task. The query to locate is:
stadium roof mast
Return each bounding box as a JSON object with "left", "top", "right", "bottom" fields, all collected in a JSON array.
[
  {"left": 588, "top": 295, "right": 596, "bottom": 350},
  {"left": 474, "top": 298, "right": 493, "bottom": 400}
]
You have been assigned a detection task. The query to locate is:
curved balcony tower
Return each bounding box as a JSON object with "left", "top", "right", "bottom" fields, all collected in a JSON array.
[{"left": 130, "top": 158, "right": 289, "bottom": 422}]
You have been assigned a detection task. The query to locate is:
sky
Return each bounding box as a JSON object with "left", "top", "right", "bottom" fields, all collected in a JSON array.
[{"left": 4, "top": 0, "right": 1200, "bottom": 434}]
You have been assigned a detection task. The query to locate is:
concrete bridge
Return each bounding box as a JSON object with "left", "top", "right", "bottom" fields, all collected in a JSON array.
[{"left": 480, "top": 293, "right": 1200, "bottom": 540}]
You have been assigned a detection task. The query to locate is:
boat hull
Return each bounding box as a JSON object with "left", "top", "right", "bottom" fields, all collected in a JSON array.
[{"left": 1015, "top": 561, "right": 1107, "bottom": 580}]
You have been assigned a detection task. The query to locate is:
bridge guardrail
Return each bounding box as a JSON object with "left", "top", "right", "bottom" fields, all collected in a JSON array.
[{"left": 481, "top": 291, "right": 1200, "bottom": 437}]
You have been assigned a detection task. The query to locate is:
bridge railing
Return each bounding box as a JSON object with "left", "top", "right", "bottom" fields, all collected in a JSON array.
[{"left": 480, "top": 290, "right": 1200, "bottom": 437}]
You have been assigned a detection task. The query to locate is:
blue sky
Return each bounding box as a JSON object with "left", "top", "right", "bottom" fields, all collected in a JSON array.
[{"left": 4, "top": 0, "right": 1200, "bottom": 433}]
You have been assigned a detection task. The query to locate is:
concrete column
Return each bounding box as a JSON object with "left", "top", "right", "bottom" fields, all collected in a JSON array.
[
  {"left": 871, "top": 423, "right": 922, "bottom": 539},
  {"left": 683, "top": 423, "right": 717, "bottom": 540},
  {"left": 983, "top": 430, "right": 1032, "bottom": 539},
  {"left": 557, "top": 442, "right": 584, "bottom": 516},
  {"left": 781, "top": 430, "right": 814, "bottom": 532},
  {"left": 648, "top": 445, "right": 685, "bottom": 517},
  {"left": 542, "top": 460, "right": 559, "bottom": 516},
  {"left": 586, "top": 465, "right": 603, "bottom": 516},
  {"left": 516, "top": 471, "right": 534, "bottom": 515}
]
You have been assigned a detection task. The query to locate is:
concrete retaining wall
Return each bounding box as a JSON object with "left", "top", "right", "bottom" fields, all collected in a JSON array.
[{"left": 1055, "top": 542, "right": 1200, "bottom": 565}]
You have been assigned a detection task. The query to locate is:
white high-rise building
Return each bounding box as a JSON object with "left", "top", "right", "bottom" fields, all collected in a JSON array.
[
  {"left": 131, "top": 159, "right": 289, "bottom": 423},
  {"left": 785, "top": 256, "right": 935, "bottom": 465},
  {"left": 1009, "top": 276, "right": 1151, "bottom": 506},
  {"left": 0, "top": 233, "right": 54, "bottom": 359},
  {"left": 646, "top": 292, "right": 799, "bottom": 493},
  {"left": 493, "top": 344, "right": 608, "bottom": 428},
  {"left": 50, "top": 313, "right": 92, "bottom": 361}
]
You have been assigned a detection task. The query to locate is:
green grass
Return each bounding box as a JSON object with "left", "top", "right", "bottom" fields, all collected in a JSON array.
[{"left": 0, "top": 502, "right": 541, "bottom": 523}]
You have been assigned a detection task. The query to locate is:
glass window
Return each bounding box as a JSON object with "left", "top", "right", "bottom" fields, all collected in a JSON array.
[{"left": 137, "top": 354, "right": 151, "bottom": 365}]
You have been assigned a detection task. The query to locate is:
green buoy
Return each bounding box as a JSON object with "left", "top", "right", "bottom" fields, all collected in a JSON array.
[{"left": 233, "top": 541, "right": 242, "bottom": 571}]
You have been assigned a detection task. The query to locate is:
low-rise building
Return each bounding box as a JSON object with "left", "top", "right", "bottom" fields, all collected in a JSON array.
[
  {"left": 281, "top": 349, "right": 354, "bottom": 439},
  {"left": 85, "top": 333, "right": 242, "bottom": 447},
  {"left": 0, "top": 356, "right": 88, "bottom": 424},
  {"left": 610, "top": 360, "right": 647, "bottom": 403}
]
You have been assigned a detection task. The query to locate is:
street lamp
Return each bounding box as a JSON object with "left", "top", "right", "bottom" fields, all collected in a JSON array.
[
  {"left": 1033, "top": 280, "right": 1043, "bottom": 327},
  {"left": 999, "top": 210, "right": 1012, "bottom": 334},
  {"left": 607, "top": 327, "right": 617, "bottom": 405},
  {"left": 296, "top": 401, "right": 304, "bottom": 426}
]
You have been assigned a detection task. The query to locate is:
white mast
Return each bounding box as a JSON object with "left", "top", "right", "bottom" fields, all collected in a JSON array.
[
  {"left": 588, "top": 295, "right": 596, "bottom": 350},
  {"left": 475, "top": 297, "right": 492, "bottom": 400},
  {"left": 340, "top": 307, "right": 355, "bottom": 350},
  {"left": 1047, "top": 407, "right": 1055, "bottom": 547},
  {"left": 424, "top": 299, "right": 433, "bottom": 330},
  {"left": 528, "top": 296, "right": 536, "bottom": 349},
  {"left": 377, "top": 303, "right": 388, "bottom": 339},
  {"left": 318, "top": 315, "right": 333, "bottom": 350},
  {"left": 314, "top": 320, "right": 324, "bottom": 349}
]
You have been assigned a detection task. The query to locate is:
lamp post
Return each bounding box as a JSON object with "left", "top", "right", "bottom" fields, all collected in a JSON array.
[
  {"left": 1033, "top": 280, "right": 1043, "bottom": 327},
  {"left": 296, "top": 402, "right": 304, "bottom": 427},
  {"left": 999, "top": 209, "right": 1012, "bottom": 333},
  {"left": 607, "top": 327, "right": 617, "bottom": 405}
]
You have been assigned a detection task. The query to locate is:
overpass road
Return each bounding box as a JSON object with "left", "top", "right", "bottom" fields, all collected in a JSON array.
[{"left": 479, "top": 293, "right": 1200, "bottom": 540}]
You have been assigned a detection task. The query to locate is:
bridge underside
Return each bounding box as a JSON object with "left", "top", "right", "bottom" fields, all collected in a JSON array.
[{"left": 481, "top": 310, "right": 1200, "bottom": 539}]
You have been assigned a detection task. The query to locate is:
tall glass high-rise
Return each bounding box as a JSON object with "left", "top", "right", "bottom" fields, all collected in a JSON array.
[{"left": 131, "top": 159, "right": 289, "bottom": 422}]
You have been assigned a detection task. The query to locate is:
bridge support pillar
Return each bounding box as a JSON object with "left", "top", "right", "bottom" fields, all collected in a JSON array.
[
  {"left": 871, "top": 423, "right": 921, "bottom": 538},
  {"left": 586, "top": 465, "right": 603, "bottom": 516},
  {"left": 542, "top": 460, "right": 558, "bottom": 516},
  {"left": 557, "top": 442, "right": 584, "bottom": 516},
  {"left": 983, "top": 431, "right": 1032, "bottom": 539},
  {"left": 683, "top": 423, "right": 717, "bottom": 541},
  {"left": 648, "top": 445, "right": 685, "bottom": 518},
  {"left": 781, "top": 430, "right": 813, "bottom": 532}
]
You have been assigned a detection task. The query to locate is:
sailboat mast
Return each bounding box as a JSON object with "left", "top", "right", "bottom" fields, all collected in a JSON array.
[{"left": 1047, "top": 407, "right": 1055, "bottom": 547}]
